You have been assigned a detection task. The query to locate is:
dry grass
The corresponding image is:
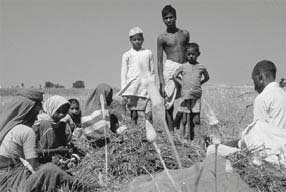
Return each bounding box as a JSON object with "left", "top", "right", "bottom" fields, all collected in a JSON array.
[
  {"left": 4, "top": 85, "right": 283, "bottom": 192},
  {"left": 227, "top": 148, "right": 286, "bottom": 192}
]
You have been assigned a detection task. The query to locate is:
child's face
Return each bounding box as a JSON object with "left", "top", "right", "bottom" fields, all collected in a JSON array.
[
  {"left": 185, "top": 47, "right": 199, "bottom": 64},
  {"left": 69, "top": 102, "right": 81, "bottom": 117},
  {"left": 163, "top": 13, "right": 176, "bottom": 28},
  {"left": 130, "top": 34, "right": 144, "bottom": 50}
]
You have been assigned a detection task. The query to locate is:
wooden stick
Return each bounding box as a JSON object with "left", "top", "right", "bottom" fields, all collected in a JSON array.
[{"left": 100, "top": 94, "right": 108, "bottom": 185}]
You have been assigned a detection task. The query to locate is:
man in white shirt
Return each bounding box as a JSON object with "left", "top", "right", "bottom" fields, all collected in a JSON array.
[
  {"left": 208, "top": 60, "right": 286, "bottom": 166},
  {"left": 251, "top": 60, "right": 286, "bottom": 129}
]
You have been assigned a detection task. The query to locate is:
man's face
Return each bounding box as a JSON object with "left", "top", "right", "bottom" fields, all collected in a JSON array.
[
  {"left": 130, "top": 34, "right": 144, "bottom": 50},
  {"left": 252, "top": 73, "right": 265, "bottom": 93},
  {"left": 163, "top": 13, "right": 176, "bottom": 28}
]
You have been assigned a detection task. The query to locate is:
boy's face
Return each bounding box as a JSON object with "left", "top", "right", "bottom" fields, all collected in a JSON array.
[
  {"left": 185, "top": 47, "right": 199, "bottom": 64},
  {"left": 163, "top": 13, "right": 176, "bottom": 28},
  {"left": 69, "top": 102, "right": 80, "bottom": 117},
  {"left": 130, "top": 33, "right": 144, "bottom": 50}
]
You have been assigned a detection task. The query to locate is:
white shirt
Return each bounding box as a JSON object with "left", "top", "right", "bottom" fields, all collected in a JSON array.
[
  {"left": 0, "top": 124, "right": 37, "bottom": 160},
  {"left": 121, "top": 48, "right": 154, "bottom": 98},
  {"left": 253, "top": 82, "right": 286, "bottom": 129}
]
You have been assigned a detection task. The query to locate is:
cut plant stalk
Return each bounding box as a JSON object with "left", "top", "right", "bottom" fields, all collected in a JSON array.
[
  {"left": 100, "top": 94, "right": 108, "bottom": 185},
  {"left": 139, "top": 68, "right": 182, "bottom": 169},
  {"left": 145, "top": 120, "right": 180, "bottom": 192}
]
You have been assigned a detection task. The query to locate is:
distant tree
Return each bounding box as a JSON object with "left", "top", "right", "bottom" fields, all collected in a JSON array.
[
  {"left": 73, "top": 80, "right": 85, "bottom": 88},
  {"left": 54, "top": 83, "right": 65, "bottom": 88},
  {"left": 45, "top": 81, "right": 54, "bottom": 88},
  {"left": 21, "top": 83, "right": 25, "bottom": 88}
]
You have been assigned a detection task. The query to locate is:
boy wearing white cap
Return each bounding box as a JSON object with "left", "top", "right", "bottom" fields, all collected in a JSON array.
[{"left": 120, "top": 27, "right": 154, "bottom": 124}]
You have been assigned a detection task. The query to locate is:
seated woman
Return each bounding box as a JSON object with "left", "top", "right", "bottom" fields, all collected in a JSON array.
[
  {"left": 69, "top": 83, "right": 126, "bottom": 147},
  {"left": 33, "top": 95, "right": 73, "bottom": 164},
  {"left": 0, "top": 89, "right": 74, "bottom": 192}
]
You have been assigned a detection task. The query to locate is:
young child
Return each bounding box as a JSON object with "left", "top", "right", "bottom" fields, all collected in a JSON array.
[
  {"left": 68, "top": 99, "right": 82, "bottom": 129},
  {"left": 120, "top": 27, "right": 154, "bottom": 124},
  {"left": 173, "top": 42, "right": 209, "bottom": 141}
]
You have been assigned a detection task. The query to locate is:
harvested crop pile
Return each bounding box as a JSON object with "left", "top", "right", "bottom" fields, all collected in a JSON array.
[
  {"left": 227, "top": 148, "right": 286, "bottom": 192},
  {"left": 72, "top": 122, "right": 205, "bottom": 191}
]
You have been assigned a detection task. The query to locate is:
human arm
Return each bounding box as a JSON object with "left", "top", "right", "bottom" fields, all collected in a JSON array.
[
  {"left": 201, "top": 68, "right": 210, "bottom": 85},
  {"left": 81, "top": 109, "right": 109, "bottom": 128},
  {"left": 121, "top": 53, "right": 128, "bottom": 89},
  {"left": 149, "top": 51, "right": 155, "bottom": 75},
  {"left": 35, "top": 146, "right": 71, "bottom": 156},
  {"left": 184, "top": 30, "right": 190, "bottom": 44},
  {"left": 157, "top": 35, "right": 165, "bottom": 96},
  {"left": 172, "top": 67, "right": 183, "bottom": 86}
]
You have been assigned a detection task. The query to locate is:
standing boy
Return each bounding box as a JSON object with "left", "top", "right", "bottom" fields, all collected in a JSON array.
[
  {"left": 121, "top": 27, "right": 154, "bottom": 124},
  {"left": 173, "top": 43, "right": 209, "bottom": 141},
  {"left": 157, "top": 5, "right": 190, "bottom": 131}
]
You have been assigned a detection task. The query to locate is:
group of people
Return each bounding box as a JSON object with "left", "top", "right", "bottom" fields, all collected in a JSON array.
[
  {"left": 1, "top": 3, "right": 286, "bottom": 192},
  {"left": 0, "top": 83, "right": 122, "bottom": 191},
  {"left": 121, "top": 5, "right": 209, "bottom": 141},
  {"left": 120, "top": 4, "right": 286, "bottom": 166}
]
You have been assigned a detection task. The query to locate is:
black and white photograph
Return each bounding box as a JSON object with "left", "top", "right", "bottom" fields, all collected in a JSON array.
[{"left": 1, "top": 0, "right": 286, "bottom": 191}]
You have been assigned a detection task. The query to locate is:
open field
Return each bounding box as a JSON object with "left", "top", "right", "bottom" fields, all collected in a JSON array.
[
  {"left": 0, "top": 85, "right": 259, "bottom": 191},
  {"left": 0, "top": 85, "right": 255, "bottom": 140}
]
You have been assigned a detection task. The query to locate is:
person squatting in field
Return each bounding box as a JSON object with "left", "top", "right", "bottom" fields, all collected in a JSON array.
[
  {"left": 173, "top": 42, "right": 209, "bottom": 141},
  {"left": 0, "top": 89, "right": 75, "bottom": 192},
  {"left": 33, "top": 95, "right": 81, "bottom": 169},
  {"left": 207, "top": 60, "right": 286, "bottom": 166},
  {"left": 71, "top": 83, "right": 126, "bottom": 147},
  {"left": 157, "top": 5, "right": 190, "bottom": 132},
  {"left": 121, "top": 27, "right": 154, "bottom": 125}
]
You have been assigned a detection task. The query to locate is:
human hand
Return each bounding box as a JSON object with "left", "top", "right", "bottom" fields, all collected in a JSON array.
[{"left": 159, "top": 83, "right": 166, "bottom": 98}]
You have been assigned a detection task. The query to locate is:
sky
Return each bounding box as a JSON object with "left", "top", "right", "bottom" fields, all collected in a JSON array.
[{"left": 1, "top": 0, "right": 285, "bottom": 88}]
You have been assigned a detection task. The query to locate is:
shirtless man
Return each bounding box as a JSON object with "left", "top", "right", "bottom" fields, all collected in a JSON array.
[{"left": 157, "top": 5, "right": 190, "bottom": 131}]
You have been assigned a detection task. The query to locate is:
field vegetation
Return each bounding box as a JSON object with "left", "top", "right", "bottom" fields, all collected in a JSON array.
[{"left": 2, "top": 85, "right": 286, "bottom": 192}]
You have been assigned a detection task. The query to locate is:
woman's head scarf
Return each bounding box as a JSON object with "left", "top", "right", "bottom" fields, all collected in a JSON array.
[
  {"left": 37, "top": 95, "right": 69, "bottom": 121},
  {"left": 84, "top": 83, "right": 113, "bottom": 115},
  {"left": 0, "top": 89, "right": 43, "bottom": 144}
]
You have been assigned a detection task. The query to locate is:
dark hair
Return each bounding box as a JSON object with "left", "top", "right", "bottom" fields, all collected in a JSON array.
[
  {"left": 252, "top": 60, "right": 277, "bottom": 79},
  {"left": 69, "top": 98, "right": 80, "bottom": 107},
  {"left": 162, "top": 5, "right": 176, "bottom": 18},
  {"left": 68, "top": 98, "right": 81, "bottom": 127},
  {"left": 186, "top": 42, "right": 200, "bottom": 54}
]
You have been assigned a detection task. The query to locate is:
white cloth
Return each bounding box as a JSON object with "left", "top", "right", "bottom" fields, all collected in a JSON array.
[
  {"left": 253, "top": 82, "right": 286, "bottom": 129},
  {"left": 163, "top": 60, "right": 181, "bottom": 108},
  {"left": 241, "top": 120, "right": 286, "bottom": 166},
  {"left": 207, "top": 82, "right": 286, "bottom": 166},
  {"left": 121, "top": 48, "right": 154, "bottom": 98},
  {"left": 43, "top": 95, "right": 69, "bottom": 118},
  {"left": 0, "top": 124, "right": 37, "bottom": 160},
  {"left": 240, "top": 82, "right": 286, "bottom": 165},
  {"left": 129, "top": 27, "right": 143, "bottom": 37}
]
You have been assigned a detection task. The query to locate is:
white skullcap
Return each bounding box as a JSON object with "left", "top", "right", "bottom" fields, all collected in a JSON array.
[{"left": 129, "top": 27, "right": 143, "bottom": 37}]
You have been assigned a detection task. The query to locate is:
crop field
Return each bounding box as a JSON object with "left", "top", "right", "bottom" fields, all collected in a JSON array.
[
  {"left": 1, "top": 85, "right": 271, "bottom": 192},
  {"left": 0, "top": 85, "right": 255, "bottom": 140}
]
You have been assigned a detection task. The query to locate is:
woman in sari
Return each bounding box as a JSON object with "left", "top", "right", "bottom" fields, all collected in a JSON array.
[
  {"left": 0, "top": 89, "right": 74, "bottom": 192},
  {"left": 33, "top": 95, "right": 73, "bottom": 164},
  {"left": 82, "top": 83, "right": 126, "bottom": 142}
]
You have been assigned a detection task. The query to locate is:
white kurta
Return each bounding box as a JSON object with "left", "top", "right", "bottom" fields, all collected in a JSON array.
[
  {"left": 253, "top": 82, "right": 286, "bottom": 129},
  {"left": 121, "top": 48, "right": 154, "bottom": 98},
  {"left": 208, "top": 82, "right": 286, "bottom": 166}
]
